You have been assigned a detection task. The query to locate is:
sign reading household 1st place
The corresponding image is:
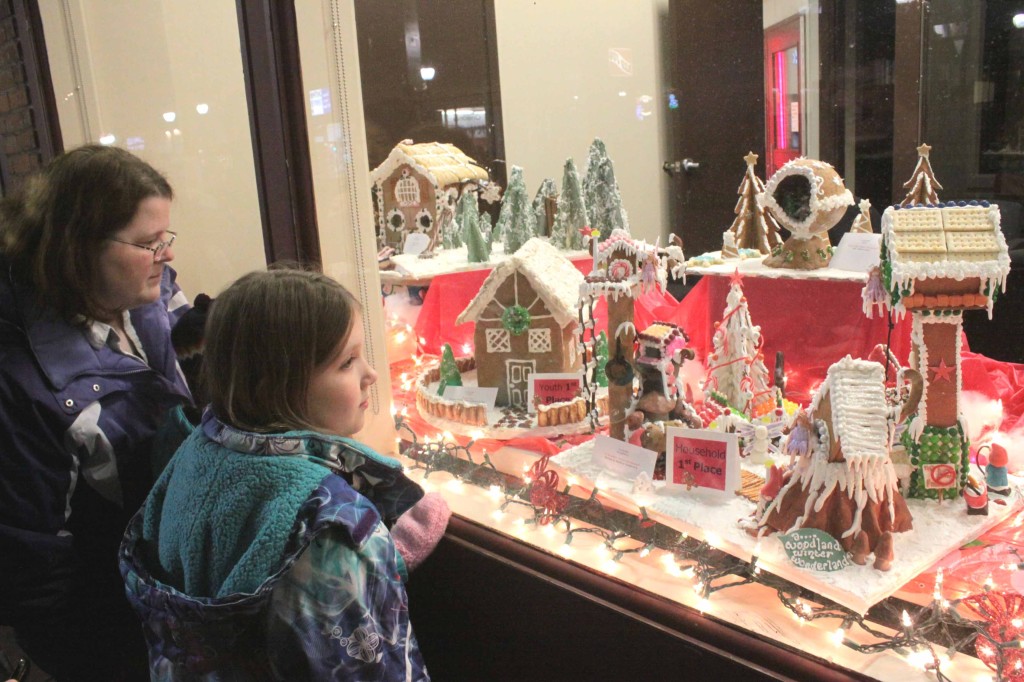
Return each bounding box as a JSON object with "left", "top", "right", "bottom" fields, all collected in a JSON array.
[{"left": 663, "top": 427, "right": 739, "bottom": 499}]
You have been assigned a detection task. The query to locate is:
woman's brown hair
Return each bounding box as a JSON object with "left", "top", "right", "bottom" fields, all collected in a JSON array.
[
  {"left": 0, "top": 144, "right": 173, "bottom": 322},
  {"left": 203, "top": 268, "right": 359, "bottom": 433}
]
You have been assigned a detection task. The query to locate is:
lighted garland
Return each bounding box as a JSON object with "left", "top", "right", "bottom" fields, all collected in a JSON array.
[
  {"left": 394, "top": 409, "right": 1024, "bottom": 680},
  {"left": 502, "top": 304, "right": 531, "bottom": 335}
]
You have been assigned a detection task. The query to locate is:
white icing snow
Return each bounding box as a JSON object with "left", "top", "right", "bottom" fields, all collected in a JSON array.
[
  {"left": 457, "top": 238, "right": 588, "bottom": 328},
  {"left": 551, "top": 439, "right": 1022, "bottom": 614}
]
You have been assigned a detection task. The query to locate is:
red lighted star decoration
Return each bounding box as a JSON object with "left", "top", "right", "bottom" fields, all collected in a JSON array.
[
  {"left": 729, "top": 268, "right": 745, "bottom": 288},
  {"left": 929, "top": 358, "right": 954, "bottom": 383}
]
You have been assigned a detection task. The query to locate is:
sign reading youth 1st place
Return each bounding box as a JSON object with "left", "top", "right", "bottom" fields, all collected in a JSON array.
[
  {"left": 527, "top": 373, "right": 582, "bottom": 413},
  {"left": 663, "top": 427, "right": 739, "bottom": 499}
]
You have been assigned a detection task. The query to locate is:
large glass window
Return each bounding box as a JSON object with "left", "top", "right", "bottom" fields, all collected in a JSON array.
[{"left": 39, "top": 1, "right": 267, "bottom": 298}]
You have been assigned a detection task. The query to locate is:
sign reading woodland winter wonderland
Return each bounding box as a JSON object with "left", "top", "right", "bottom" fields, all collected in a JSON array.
[
  {"left": 777, "top": 529, "right": 852, "bottom": 572},
  {"left": 664, "top": 427, "right": 739, "bottom": 498}
]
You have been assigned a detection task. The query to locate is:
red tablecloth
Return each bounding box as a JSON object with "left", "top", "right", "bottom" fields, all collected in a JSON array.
[
  {"left": 415, "top": 267, "right": 918, "bottom": 406},
  {"left": 660, "top": 275, "right": 914, "bottom": 404}
]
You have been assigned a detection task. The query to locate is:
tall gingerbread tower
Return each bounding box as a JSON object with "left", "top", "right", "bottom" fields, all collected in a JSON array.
[
  {"left": 578, "top": 229, "right": 684, "bottom": 439},
  {"left": 864, "top": 201, "right": 1010, "bottom": 499}
]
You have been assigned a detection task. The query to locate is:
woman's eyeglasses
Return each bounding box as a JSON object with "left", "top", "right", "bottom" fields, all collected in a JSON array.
[{"left": 108, "top": 231, "right": 177, "bottom": 262}]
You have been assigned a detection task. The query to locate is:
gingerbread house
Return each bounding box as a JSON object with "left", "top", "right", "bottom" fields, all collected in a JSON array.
[
  {"left": 873, "top": 201, "right": 1011, "bottom": 499},
  {"left": 759, "top": 357, "right": 915, "bottom": 570},
  {"left": 578, "top": 229, "right": 685, "bottom": 438},
  {"left": 370, "top": 140, "right": 489, "bottom": 252},
  {"left": 636, "top": 322, "right": 689, "bottom": 399},
  {"left": 456, "top": 238, "right": 584, "bottom": 408}
]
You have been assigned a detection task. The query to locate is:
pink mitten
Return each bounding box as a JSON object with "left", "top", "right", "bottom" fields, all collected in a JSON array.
[{"left": 390, "top": 492, "right": 451, "bottom": 571}]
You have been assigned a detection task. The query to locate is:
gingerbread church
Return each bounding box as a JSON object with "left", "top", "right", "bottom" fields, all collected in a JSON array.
[{"left": 456, "top": 238, "right": 584, "bottom": 408}]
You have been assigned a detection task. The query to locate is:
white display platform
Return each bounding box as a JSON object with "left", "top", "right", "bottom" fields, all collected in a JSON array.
[
  {"left": 552, "top": 439, "right": 1021, "bottom": 614},
  {"left": 418, "top": 370, "right": 607, "bottom": 440},
  {"left": 685, "top": 251, "right": 870, "bottom": 282},
  {"left": 403, "top": 458, "right": 994, "bottom": 681},
  {"left": 381, "top": 243, "right": 590, "bottom": 285}
]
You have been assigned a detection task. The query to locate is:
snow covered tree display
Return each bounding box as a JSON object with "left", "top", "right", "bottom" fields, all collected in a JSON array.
[
  {"left": 495, "top": 165, "right": 537, "bottom": 255},
  {"left": 900, "top": 143, "right": 943, "bottom": 207},
  {"left": 704, "top": 271, "right": 772, "bottom": 416},
  {"left": 437, "top": 343, "right": 462, "bottom": 396},
  {"left": 461, "top": 190, "right": 491, "bottom": 262},
  {"left": 582, "top": 138, "right": 629, "bottom": 240},
  {"left": 551, "top": 158, "right": 587, "bottom": 250},
  {"left": 532, "top": 177, "right": 558, "bottom": 237},
  {"left": 727, "top": 151, "right": 782, "bottom": 253}
]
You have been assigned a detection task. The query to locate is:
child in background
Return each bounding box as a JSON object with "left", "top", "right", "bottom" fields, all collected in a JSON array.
[{"left": 120, "top": 268, "right": 448, "bottom": 680}]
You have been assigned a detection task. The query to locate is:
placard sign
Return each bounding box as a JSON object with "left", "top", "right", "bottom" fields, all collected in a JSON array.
[
  {"left": 403, "top": 232, "right": 431, "bottom": 255},
  {"left": 590, "top": 435, "right": 658, "bottom": 482},
  {"left": 527, "top": 373, "right": 582, "bottom": 413},
  {"left": 829, "top": 232, "right": 881, "bottom": 273},
  {"left": 664, "top": 427, "right": 739, "bottom": 498},
  {"left": 442, "top": 385, "right": 498, "bottom": 409},
  {"left": 777, "top": 529, "right": 852, "bottom": 571}
]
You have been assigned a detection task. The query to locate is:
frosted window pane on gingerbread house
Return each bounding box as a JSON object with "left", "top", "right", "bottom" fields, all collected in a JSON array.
[
  {"left": 528, "top": 328, "right": 552, "bottom": 353},
  {"left": 486, "top": 328, "right": 511, "bottom": 353},
  {"left": 396, "top": 176, "right": 420, "bottom": 206}
]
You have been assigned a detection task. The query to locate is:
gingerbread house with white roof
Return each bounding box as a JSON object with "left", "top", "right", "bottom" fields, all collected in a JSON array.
[
  {"left": 457, "top": 238, "right": 584, "bottom": 408},
  {"left": 370, "top": 140, "right": 489, "bottom": 251},
  {"left": 867, "top": 201, "right": 1010, "bottom": 500},
  {"left": 758, "top": 357, "right": 915, "bottom": 570}
]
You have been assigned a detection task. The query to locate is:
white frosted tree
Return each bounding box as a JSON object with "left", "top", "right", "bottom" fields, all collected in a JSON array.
[
  {"left": 532, "top": 177, "right": 558, "bottom": 238},
  {"left": 705, "top": 274, "right": 772, "bottom": 415},
  {"left": 495, "top": 166, "right": 536, "bottom": 255},
  {"left": 551, "top": 158, "right": 587, "bottom": 250},
  {"left": 582, "top": 138, "right": 629, "bottom": 239}
]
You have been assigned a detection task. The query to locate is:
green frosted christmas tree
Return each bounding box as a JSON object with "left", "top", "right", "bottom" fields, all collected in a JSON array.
[
  {"left": 551, "top": 158, "right": 587, "bottom": 250},
  {"left": 495, "top": 166, "right": 536, "bottom": 255},
  {"left": 461, "top": 191, "right": 491, "bottom": 263},
  {"left": 595, "top": 331, "right": 609, "bottom": 387},
  {"left": 437, "top": 344, "right": 462, "bottom": 396},
  {"left": 582, "top": 138, "right": 629, "bottom": 239},
  {"left": 532, "top": 177, "right": 558, "bottom": 238}
]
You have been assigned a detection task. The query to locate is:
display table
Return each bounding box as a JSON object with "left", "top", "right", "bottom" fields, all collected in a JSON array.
[
  {"left": 381, "top": 244, "right": 590, "bottom": 287},
  {"left": 387, "top": 257, "right": 1024, "bottom": 679}
]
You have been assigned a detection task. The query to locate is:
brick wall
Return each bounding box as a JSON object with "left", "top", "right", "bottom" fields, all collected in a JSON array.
[{"left": 0, "top": 0, "right": 59, "bottom": 196}]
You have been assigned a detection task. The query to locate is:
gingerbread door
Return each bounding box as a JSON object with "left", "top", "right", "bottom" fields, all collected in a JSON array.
[{"left": 506, "top": 360, "right": 535, "bottom": 408}]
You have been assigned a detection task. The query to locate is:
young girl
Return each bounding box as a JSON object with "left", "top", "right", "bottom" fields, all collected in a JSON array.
[{"left": 120, "top": 269, "right": 448, "bottom": 680}]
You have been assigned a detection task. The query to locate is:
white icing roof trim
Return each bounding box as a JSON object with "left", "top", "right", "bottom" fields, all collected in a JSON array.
[
  {"left": 457, "top": 237, "right": 584, "bottom": 328},
  {"left": 882, "top": 204, "right": 1011, "bottom": 288},
  {"left": 810, "top": 356, "right": 890, "bottom": 462}
]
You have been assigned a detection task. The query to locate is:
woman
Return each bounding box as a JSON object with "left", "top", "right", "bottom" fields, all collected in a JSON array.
[
  {"left": 121, "top": 269, "right": 448, "bottom": 680},
  {"left": 0, "top": 145, "right": 192, "bottom": 679}
]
